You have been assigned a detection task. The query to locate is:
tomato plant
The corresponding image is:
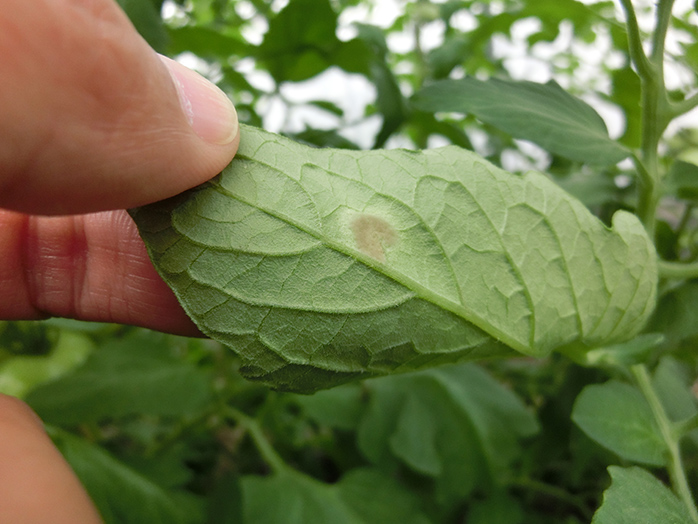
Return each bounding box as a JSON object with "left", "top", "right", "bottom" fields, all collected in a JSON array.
[{"left": 2, "top": 0, "right": 698, "bottom": 522}]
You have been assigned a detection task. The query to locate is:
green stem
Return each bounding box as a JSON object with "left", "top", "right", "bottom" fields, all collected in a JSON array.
[
  {"left": 658, "top": 260, "right": 698, "bottom": 279},
  {"left": 618, "top": 0, "right": 653, "bottom": 79},
  {"left": 673, "top": 92, "right": 698, "bottom": 117},
  {"left": 632, "top": 364, "right": 698, "bottom": 522},
  {"left": 226, "top": 407, "right": 287, "bottom": 474},
  {"left": 651, "top": 0, "right": 676, "bottom": 65},
  {"left": 619, "top": 0, "right": 676, "bottom": 235}
]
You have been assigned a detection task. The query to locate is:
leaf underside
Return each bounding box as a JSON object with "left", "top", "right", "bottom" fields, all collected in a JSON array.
[{"left": 130, "top": 124, "right": 657, "bottom": 393}]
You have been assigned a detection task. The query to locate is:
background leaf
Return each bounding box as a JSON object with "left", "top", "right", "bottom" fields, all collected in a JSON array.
[
  {"left": 25, "top": 332, "right": 213, "bottom": 424},
  {"left": 572, "top": 381, "right": 666, "bottom": 466},
  {"left": 357, "top": 364, "right": 538, "bottom": 502},
  {"left": 52, "top": 429, "right": 203, "bottom": 524},
  {"left": 131, "top": 124, "right": 657, "bottom": 392},
  {"left": 242, "top": 468, "right": 432, "bottom": 524},
  {"left": 412, "top": 77, "right": 630, "bottom": 165}
]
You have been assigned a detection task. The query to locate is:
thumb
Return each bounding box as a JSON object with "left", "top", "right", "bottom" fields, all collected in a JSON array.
[{"left": 0, "top": 0, "right": 239, "bottom": 215}]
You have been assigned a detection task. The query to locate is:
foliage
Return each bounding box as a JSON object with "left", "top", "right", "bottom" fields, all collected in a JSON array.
[{"left": 3, "top": 0, "right": 698, "bottom": 522}]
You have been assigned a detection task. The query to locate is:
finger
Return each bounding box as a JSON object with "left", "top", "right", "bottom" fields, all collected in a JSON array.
[
  {"left": 0, "top": 0, "right": 239, "bottom": 215},
  {"left": 0, "top": 395, "right": 103, "bottom": 524},
  {"left": 0, "top": 209, "right": 201, "bottom": 336}
]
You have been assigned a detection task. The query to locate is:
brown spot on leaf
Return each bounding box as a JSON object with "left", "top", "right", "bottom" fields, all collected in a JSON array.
[{"left": 350, "top": 214, "right": 397, "bottom": 262}]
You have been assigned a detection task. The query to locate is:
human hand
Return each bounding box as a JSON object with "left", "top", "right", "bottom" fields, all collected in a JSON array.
[
  {"left": 0, "top": 1, "right": 239, "bottom": 521},
  {"left": 0, "top": 0, "right": 239, "bottom": 335}
]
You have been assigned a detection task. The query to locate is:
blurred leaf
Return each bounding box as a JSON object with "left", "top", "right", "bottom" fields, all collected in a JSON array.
[
  {"left": 609, "top": 67, "right": 642, "bottom": 148},
  {"left": 568, "top": 333, "right": 664, "bottom": 370},
  {"left": 291, "top": 128, "right": 360, "bottom": 150},
  {"left": 592, "top": 466, "right": 693, "bottom": 524},
  {"left": 427, "top": 37, "right": 468, "bottom": 79},
  {"left": 554, "top": 171, "right": 619, "bottom": 208},
  {"left": 413, "top": 77, "right": 630, "bottom": 165},
  {"left": 652, "top": 357, "right": 698, "bottom": 443},
  {"left": 207, "top": 473, "right": 243, "bottom": 524},
  {"left": 256, "top": 0, "right": 346, "bottom": 82},
  {"left": 168, "top": 26, "right": 247, "bottom": 59},
  {"left": 26, "top": 332, "right": 213, "bottom": 424},
  {"left": 242, "top": 468, "right": 432, "bottom": 524},
  {"left": 648, "top": 282, "right": 698, "bottom": 345},
  {"left": 53, "top": 428, "right": 202, "bottom": 524},
  {"left": 572, "top": 381, "right": 666, "bottom": 466},
  {"left": 0, "top": 329, "right": 92, "bottom": 398},
  {"left": 117, "top": 0, "right": 168, "bottom": 52},
  {"left": 468, "top": 490, "right": 524, "bottom": 524},
  {"left": 353, "top": 24, "right": 408, "bottom": 147},
  {"left": 294, "top": 383, "right": 365, "bottom": 430},
  {"left": 666, "top": 160, "right": 698, "bottom": 201},
  {"left": 357, "top": 364, "right": 538, "bottom": 501}
]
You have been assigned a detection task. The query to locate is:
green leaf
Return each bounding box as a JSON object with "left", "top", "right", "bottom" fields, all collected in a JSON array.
[
  {"left": 242, "top": 468, "right": 432, "bottom": 524},
  {"left": 116, "top": 0, "right": 168, "bottom": 53},
  {"left": 52, "top": 428, "right": 203, "bottom": 524},
  {"left": 256, "top": 0, "right": 357, "bottom": 83},
  {"left": 167, "top": 26, "right": 247, "bottom": 59},
  {"left": 26, "top": 332, "right": 213, "bottom": 424},
  {"left": 648, "top": 281, "right": 698, "bottom": 345},
  {"left": 293, "top": 383, "right": 364, "bottom": 430},
  {"left": 357, "top": 364, "right": 538, "bottom": 502},
  {"left": 130, "top": 124, "right": 657, "bottom": 393},
  {"left": 572, "top": 381, "right": 666, "bottom": 466},
  {"left": 666, "top": 160, "right": 698, "bottom": 201},
  {"left": 592, "top": 466, "right": 693, "bottom": 524},
  {"left": 412, "top": 77, "right": 630, "bottom": 165},
  {"left": 0, "top": 328, "right": 92, "bottom": 398},
  {"left": 652, "top": 357, "right": 698, "bottom": 443},
  {"left": 468, "top": 491, "right": 524, "bottom": 524}
]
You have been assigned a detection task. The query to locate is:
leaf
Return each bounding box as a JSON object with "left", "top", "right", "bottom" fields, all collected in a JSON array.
[
  {"left": 167, "top": 26, "right": 247, "bottom": 59},
  {"left": 652, "top": 357, "right": 698, "bottom": 444},
  {"left": 0, "top": 328, "right": 92, "bottom": 398},
  {"left": 130, "top": 124, "right": 657, "bottom": 393},
  {"left": 241, "top": 468, "right": 432, "bottom": 524},
  {"left": 357, "top": 364, "right": 539, "bottom": 502},
  {"left": 52, "top": 428, "right": 202, "bottom": 524},
  {"left": 666, "top": 160, "right": 698, "bottom": 201},
  {"left": 571, "top": 381, "right": 666, "bottom": 466},
  {"left": 255, "top": 0, "right": 360, "bottom": 83},
  {"left": 26, "top": 332, "right": 213, "bottom": 424},
  {"left": 293, "top": 383, "right": 365, "bottom": 430},
  {"left": 592, "top": 466, "right": 693, "bottom": 524},
  {"left": 412, "top": 77, "right": 630, "bottom": 165},
  {"left": 648, "top": 281, "right": 698, "bottom": 345},
  {"left": 116, "top": 0, "right": 168, "bottom": 53}
]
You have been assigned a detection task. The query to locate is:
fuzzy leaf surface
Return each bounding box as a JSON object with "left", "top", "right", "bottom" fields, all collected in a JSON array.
[
  {"left": 592, "top": 466, "right": 693, "bottom": 524},
  {"left": 131, "top": 125, "right": 657, "bottom": 392}
]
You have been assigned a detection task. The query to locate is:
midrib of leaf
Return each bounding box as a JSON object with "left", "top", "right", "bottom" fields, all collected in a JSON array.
[{"left": 206, "top": 177, "right": 530, "bottom": 355}]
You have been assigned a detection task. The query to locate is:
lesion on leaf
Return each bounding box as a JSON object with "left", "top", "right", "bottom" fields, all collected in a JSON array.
[{"left": 350, "top": 214, "right": 398, "bottom": 262}]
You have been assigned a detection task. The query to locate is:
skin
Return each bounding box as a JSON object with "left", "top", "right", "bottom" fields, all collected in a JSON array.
[{"left": 0, "top": 0, "right": 239, "bottom": 521}]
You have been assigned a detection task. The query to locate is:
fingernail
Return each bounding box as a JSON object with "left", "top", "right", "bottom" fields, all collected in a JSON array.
[{"left": 158, "top": 55, "right": 238, "bottom": 145}]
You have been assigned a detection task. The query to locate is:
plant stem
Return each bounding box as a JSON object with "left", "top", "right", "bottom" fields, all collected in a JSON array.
[
  {"left": 226, "top": 407, "right": 287, "bottom": 474},
  {"left": 618, "top": 0, "right": 675, "bottom": 235},
  {"left": 618, "top": 0, "right": 653, "bottom": 79},
  {"left": 632, "top": 364, "right": 698, "bottom": 522},
  {"left": 673, "top": 91, "right": 698, "bottom": 117},
  {"left": 659, "top": 260, "right": 698, "bottom": 279}
]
